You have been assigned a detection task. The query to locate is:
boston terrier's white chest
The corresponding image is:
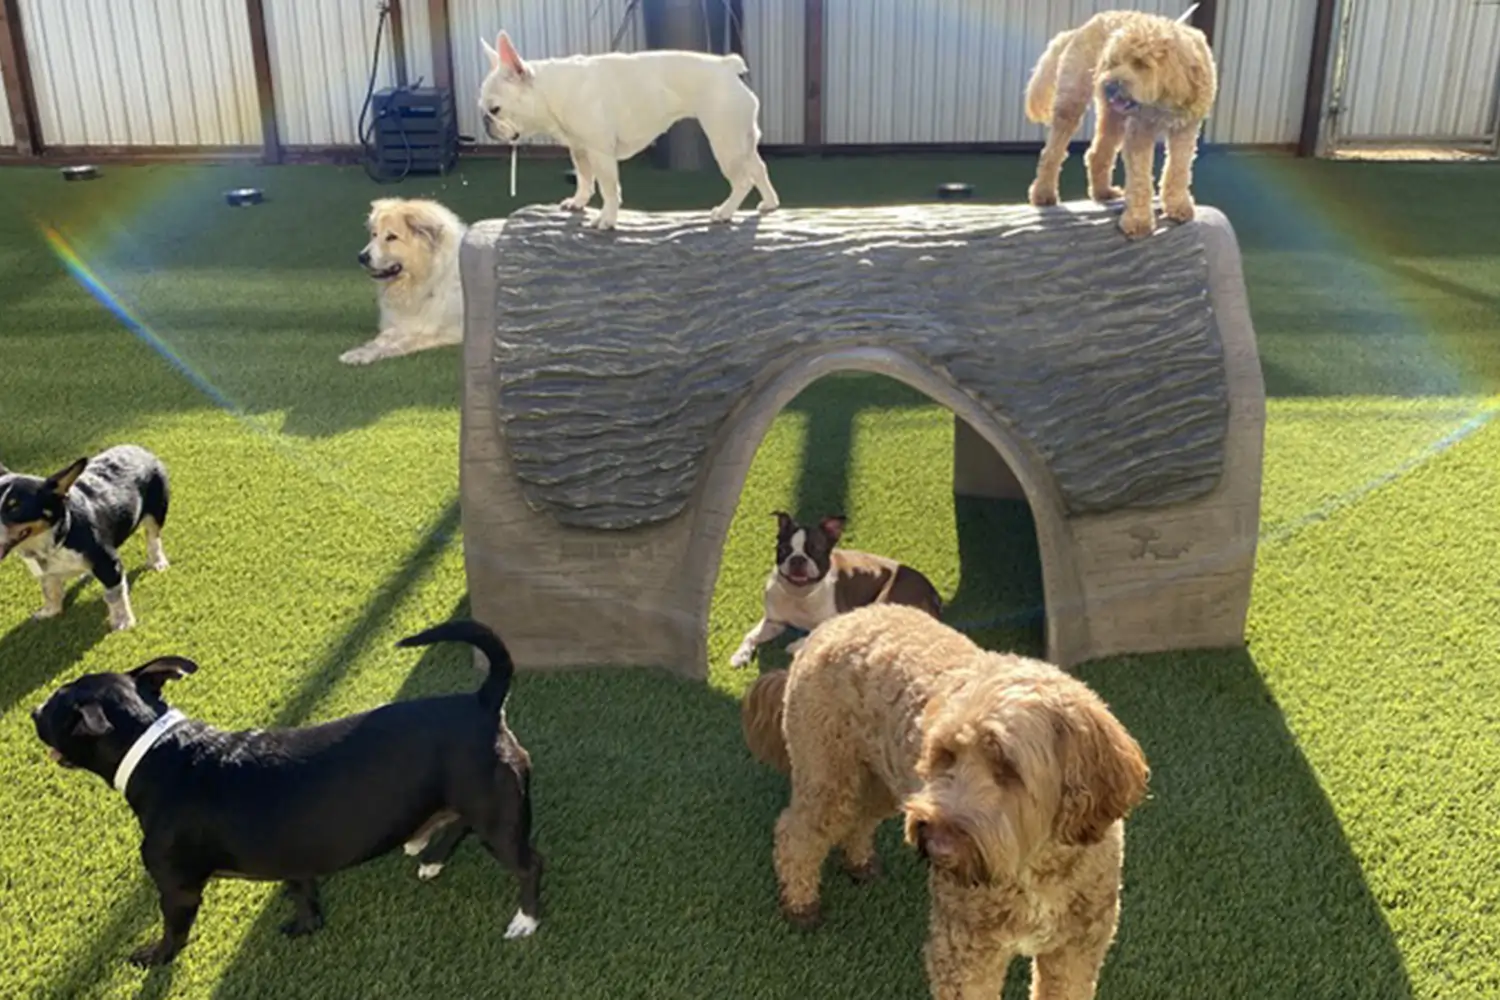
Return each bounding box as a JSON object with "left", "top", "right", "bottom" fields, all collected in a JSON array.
[{"left": 764, "top": 575, "right": 840, "bottom": 632}]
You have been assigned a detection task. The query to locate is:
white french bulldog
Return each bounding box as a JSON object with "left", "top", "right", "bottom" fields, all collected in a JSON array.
[{"left": 478, "top": 30, "right": 780, "bottom": 231}]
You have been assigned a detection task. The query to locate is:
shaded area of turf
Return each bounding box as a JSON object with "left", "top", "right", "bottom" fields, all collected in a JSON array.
[
  {"left": 1, "top": 152, "right": 1497, "bottom": 998},
  {"left": 200, "top": 645, "right": 1413, "bottom": 1000}
]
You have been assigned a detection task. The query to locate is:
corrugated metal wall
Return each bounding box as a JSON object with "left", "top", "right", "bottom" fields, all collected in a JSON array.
[
  {"left": 821, "top": 0, "right": 1188, "bottom": 145},
  {"left": 451, "top": 0, "right": 642, "bottom": 146},
  {"left": 744, "top": 0, "right": 804, "bottom": 145},
  {"left": 28, "top": 0, "right": 1487, "bottom": 154},
  {"left": 1334, "top": 0, "right": 1500, "bottom": 145},
  {"left": 1205, "top": 0, "right": 1317, "bottom": 145},
  {"left": 19, "top": 0, "right": 260, "bottom": 147},
  {"left": 264, "top": 0, "right": 436, "bottom": 148}
]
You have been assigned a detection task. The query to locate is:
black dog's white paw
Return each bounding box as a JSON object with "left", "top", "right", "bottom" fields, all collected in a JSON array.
[{"left": 504, "top": 909, "right": 539, "bottom": 939}]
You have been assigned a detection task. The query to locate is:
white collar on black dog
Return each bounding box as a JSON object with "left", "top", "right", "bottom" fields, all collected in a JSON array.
[{"left": 113, "top": 709, "right": 187, "bottom": 794}]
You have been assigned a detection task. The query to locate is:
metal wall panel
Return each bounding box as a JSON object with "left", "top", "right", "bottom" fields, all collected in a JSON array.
[
  {"left": 451, "top": 0, "right": 642, "bottom": 146},
  {"left": 401, "top": 0, "right": 437, "bottom": 92},
  {"left": 0, "top": 56, "right": 12, "bottom": 147},
  {"left": 20, "top": 0, "right": 260, "bottom": 147},
  {"left": 265, "top": 0, "right": 428, "bottom": 147},
  {"left": 1205, "top": 0, "right": 1316, "bottom": 145},
  {"left": 1335, "top": 0, "right": 1500, "bottom": 144},
  {"left": 744, "top": 0, "right": 804, "bottom": 145},
  {"left": 822, "top": 0, "right": 1185, "bottom": 145}
]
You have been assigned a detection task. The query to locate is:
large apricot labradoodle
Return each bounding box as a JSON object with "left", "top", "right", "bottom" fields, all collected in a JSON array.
[
  {"left": 1024, "top": 8, "right": 1217, "bottom": 240},
  {"left": 749, "top": 605, "right": 1148, "bottom": 1000}
]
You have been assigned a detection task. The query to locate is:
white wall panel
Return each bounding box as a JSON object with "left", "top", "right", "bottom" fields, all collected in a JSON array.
[
  {"left": 1205, "top": 0, "right": 1316, "bottom": 145},
  {"left": 265, "top": 0, "right": 423, "bottom": 147},
  {"left": 451, "top": 0, "right": 642, "bottom": 145},
  {"left": 744, "top": 0, "right": 803, "bottom": 145},
  {"left": 20, "top": 0, "right": 259, "bottom": 147},
  {"left": 1335, "top": 0, "right": 1500, "bottom": 144},
  {"left": 822, "top": 0, "right": 1186, "bottom": 145}
]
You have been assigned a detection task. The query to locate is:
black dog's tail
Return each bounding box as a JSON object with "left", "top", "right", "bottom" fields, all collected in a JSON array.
[{"left": 396, "top": 620, "right": 516, "bottom": 712}]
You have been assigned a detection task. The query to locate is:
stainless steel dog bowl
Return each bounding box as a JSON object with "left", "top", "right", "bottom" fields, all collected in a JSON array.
[
  {"left": 936, "top": 182, "right": 974, "bottom": 200},
  {"left": 225, "top": 188, "right": 265, "bottom": 207},
  {"left": 61, "top": 165, "right": 99, "bottom": 181}
]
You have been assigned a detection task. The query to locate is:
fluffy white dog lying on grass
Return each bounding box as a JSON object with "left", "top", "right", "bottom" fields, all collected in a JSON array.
[{"left": 341, "top": 198, "right": 466, "bottom": 366}]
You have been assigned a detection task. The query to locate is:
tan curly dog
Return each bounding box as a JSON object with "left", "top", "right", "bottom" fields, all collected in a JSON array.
[
  {"left": 746, "top": 604, "right": 1149, "bottom": 999},
  {"left": 1025, "top": 8, "right": 1217, "bottom": 240}
]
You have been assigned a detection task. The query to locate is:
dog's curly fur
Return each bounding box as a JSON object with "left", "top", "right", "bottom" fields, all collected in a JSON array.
[
  {"left": 1025, "top": 9, "right": 1217, "bottom": 240},
  {"left": 341, "top": 198, "right": 466, "bottom": 365},
  {"left": 741, "top": 669, "right": 792, "bottom": 774},
  {"left": 762, "top": 604, "right": 1149, "bottom": 999}
]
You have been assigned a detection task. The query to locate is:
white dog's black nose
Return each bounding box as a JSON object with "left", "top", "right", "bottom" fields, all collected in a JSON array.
[{"left": 357, "top": 250, "right": 371, "bottom": 266}]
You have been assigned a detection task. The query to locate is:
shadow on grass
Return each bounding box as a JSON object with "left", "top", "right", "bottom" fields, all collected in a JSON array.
[
  {"left": 943, "top": 495, "right": 1045, "bottom": 658},
  {"left": 264, "top": 497, "right": 461, "bottom": 729},
  {"left": 35, "top": 875, "right": 172, "bottom": 1000},
  {"left": 784, "top": 373, "right": 930, "bottom": 519},
  {"left": 1056, "top": 648, "right": 1415, "bottom": 1000},
  {"left": 200, "top": 643, "right": 1413, "bottom": 998},
  {"left": 0, "top": 566, "right": 161, "bottom": 717}
]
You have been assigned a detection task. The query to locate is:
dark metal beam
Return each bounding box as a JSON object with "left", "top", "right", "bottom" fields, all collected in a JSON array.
[
  {"left": 804, "top": 0, "right": 823, "bottom": 146},
  {"left": 388, "top": 0, "right": 409, "bottom": 88},
  {"left": 1298, "top": 0, "right": 1339, "bottom": 157},
  {"left": 428, "top": 0, "right": 453, "bottom": 93},
  {"left": 1189, "top": 0, "right": 1218, "bottom": 47},
  {"left": 0, "top": 0, "right": 43, "bottom": 155},
  {"left": 245, "top": 0, "right": 282, "bottom": 164}
]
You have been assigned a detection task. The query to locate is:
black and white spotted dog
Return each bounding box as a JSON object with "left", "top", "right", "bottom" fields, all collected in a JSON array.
[{"left": 0, "top": 444, "right": 170, "bottom": 630}]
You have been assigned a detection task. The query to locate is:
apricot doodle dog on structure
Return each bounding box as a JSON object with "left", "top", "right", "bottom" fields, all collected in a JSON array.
[
  {"left": 1024, "top": 7, "right": 1218, "bottom": 240},
  {"left": 746, "top": 605, "right": 1149, "bottom": 999}
]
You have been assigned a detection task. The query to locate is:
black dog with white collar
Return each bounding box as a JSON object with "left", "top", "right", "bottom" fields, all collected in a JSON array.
[
  {"left": 31, "top": 620, "right": 542, "bottom": 967},
  {"left": 0, "top": 444, "right": 170, "bottom": 631}
]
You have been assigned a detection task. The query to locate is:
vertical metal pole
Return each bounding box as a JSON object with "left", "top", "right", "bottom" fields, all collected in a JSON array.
[{"left": 643, "top": 0, "right": 718, "bottom": 170}]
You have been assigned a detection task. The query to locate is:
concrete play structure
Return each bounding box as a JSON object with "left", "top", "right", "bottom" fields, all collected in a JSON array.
[{"left": 458, "top": 202, "right": 1265, "bottom": 676}]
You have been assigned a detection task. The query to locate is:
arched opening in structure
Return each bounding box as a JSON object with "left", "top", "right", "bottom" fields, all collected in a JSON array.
[{"left": 689, "top": 347, "right": 1070, "bottom": 678}]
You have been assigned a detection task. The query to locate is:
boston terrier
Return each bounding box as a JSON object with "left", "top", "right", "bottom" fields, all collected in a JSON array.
[
  {"left": 30, "top": 619, "right": 541, "bottom": 967},
  {"left": 0, "top": 444, "right": 170, "bottom": 631},
  {"left": 729, "top": 512, "right": 943, "bottom": 668}
]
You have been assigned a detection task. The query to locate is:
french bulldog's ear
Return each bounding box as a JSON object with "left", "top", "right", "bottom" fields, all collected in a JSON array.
[
  {"left": 481, "top": 34, "right": 500, "bottom": 71},
  {"left": 773, "top": 511, "right": 794, "bottom": 535},
  {"left": 496, "top": 30, "right": 531, "bottom": 80},
  {"left": 74, "top": 703, "right": 113, "bottom": 737},
  {"left": 129, "top": 656, "right": 199, "bottom": 695},
  {"left": 818, "top": 515, "right": 846, "bottom": 544},
  {"left": 44, "top": 457, "right": 88, "bottom": 495}
]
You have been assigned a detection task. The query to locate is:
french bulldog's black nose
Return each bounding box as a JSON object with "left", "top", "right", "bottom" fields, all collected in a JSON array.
[
  {"left": 357, "top": 250, "right": 371, "bottom": 266},
  {"left": 789, "top": 555, "right": 807, "bottom": 572}
]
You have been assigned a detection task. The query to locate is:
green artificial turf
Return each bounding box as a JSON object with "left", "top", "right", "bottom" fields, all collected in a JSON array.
[{"left": 1, "top": 151, "right": 1498, "bottom": 999}]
